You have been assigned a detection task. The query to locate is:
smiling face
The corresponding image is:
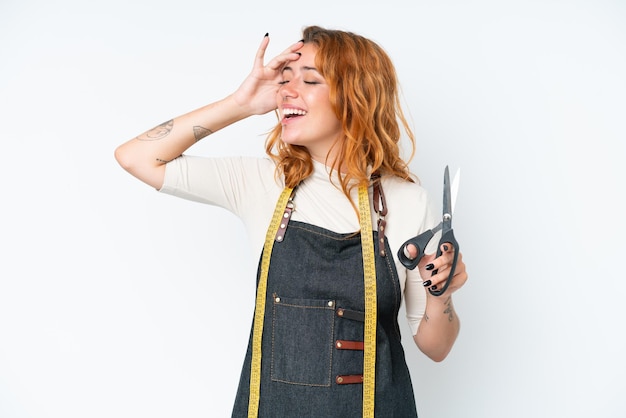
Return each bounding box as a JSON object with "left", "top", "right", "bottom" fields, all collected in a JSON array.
[{"left": 277, "top": 43, "right": 343, "bottom": 165}]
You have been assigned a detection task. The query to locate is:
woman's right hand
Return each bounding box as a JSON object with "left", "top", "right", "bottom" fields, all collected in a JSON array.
[
  {"left": 231, "top": 34, "right": 303, "bottom": 115},
  {"left": 115, "top": 35, "right": 302, "bottom": 190}
]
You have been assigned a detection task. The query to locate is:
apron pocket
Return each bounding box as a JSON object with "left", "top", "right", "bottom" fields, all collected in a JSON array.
[{"left": 270, "top": 294, "right": 335, "bottom": 387}]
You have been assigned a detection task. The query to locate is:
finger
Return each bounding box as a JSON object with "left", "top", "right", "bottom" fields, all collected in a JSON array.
[
  {"left": 252, "top": 33, "right": 271, "bottom": 69},
  {"left": 265, "top": 40, "right": 304, "bottom": 71},
  {"left": 423, "top": 266, "right": 457, "bottom": 296},
  {"left": 417, "top": 251, "right": 436, "bottom": 269},
  {"left": 427, "top": 264, "right": 451, "bottom": 287},
  {"left": 440, "top": 242, "right": 455, "bottom": 254},
  {"left": 427, "top": 252, "right": 467, "bottom": 293},
  {"left": 423, "top": 251, "right": 452, "bottom": 273},
  {"left": 421, "top": 248, "right": 455, "bottom": 287},
  {"left": 282, "top": 39, "right": 304, "bottom": 54},
  {"left": 403, "top": 243, "right": 419, "bottom": 260},
  {"left": 266, "top": 51, "right": 302, "bottom": 72}
]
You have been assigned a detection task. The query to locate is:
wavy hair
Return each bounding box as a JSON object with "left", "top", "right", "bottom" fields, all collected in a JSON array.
[{"left": 265, "top": 26, "right": 416, "bottom": 197}]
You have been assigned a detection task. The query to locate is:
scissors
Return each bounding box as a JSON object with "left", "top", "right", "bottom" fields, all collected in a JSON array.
[{"left": 397, "top": 165, "right": 460, "bottom": 297}]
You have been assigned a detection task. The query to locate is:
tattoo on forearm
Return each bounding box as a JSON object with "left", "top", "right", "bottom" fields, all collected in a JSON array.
[
  {"left": 193, "top": 125, "right": 213, "bottom": 141},
  {"left": 137, "top": 119, "right": 174, "bottom": 141},
  {"left": 443, "top": 296, "right": 455, "bottom": 322}
]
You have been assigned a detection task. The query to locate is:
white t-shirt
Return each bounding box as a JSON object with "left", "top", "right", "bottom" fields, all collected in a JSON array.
[{"left": 160, "top": 155, "right": 438, "bottom": 335}]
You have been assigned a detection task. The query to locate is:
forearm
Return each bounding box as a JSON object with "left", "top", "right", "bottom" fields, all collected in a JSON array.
[
  {"left": 114, "top": 94, "right": 252, "bottom": 189},
  {"left": 413, "top": 295, "right": 460, "bottom": 362}
]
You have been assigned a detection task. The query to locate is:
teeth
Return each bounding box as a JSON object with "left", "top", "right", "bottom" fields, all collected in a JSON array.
[{"left": 283, "top": 108, "right": 307, "bottom": 116}]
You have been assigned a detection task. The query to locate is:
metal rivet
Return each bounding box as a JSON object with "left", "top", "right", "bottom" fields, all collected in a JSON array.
[
  {"left": 336, "top": 341, "right": 342, "bottom": 348},
  {"left": 283, "top": 213, "right": 289, "bottom": 218},
  {"left": 280, "top": 223, "right": 285, "bottom": 228},
  {"left": 276, "top": 236, "right": 283, "bottom": 241},
  {"left": 275, "top": 297, "right": 281, "bottom": 303},
  {"left": 336, "top": 376, "right": 343, "bottom": 383},
  {"left": 328, "top": 301, "right": 334, "bottom": 307},
  {"left": 337, "top": 309, "right": 344, "bottom": 316}
]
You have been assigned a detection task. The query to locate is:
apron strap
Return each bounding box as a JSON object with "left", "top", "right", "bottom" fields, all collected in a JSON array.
[
  {"left": 372, "top": 174, "right": 388, "bottom": 257},
  {"left": 274, "top": 189, "right": 296, "bottom": 242}
]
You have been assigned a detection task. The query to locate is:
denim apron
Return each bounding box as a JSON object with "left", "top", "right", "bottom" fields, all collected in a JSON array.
[{"left": 232, "top": 197, "right": 418, "bottom": 417}]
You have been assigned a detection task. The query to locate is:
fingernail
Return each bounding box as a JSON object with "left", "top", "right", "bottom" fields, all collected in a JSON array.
[
  {"left": 443, "top": 245, "right": 449, "bottom": 251},
  {"left": 431, "top": 284, "right": 438, "bottom": 290},
  {"left": 298, "top": 38, "right": 305, "bottom": 43},
  {"left": 264, "top": 32, "right": 269, "bottom": 37},
  {"left": 295, "top": 52, "right": 301, "bottom": 56},
  {"left": 423, "top": 280, "right": 432, "bottom": 287},
  {"left": 426, "top": 263, "right": 434, "bottom": 271}
]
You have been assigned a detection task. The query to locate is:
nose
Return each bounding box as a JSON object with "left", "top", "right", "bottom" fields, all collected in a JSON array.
[{"left": 279, "top": 82, "right": 299, "bottom": 101}]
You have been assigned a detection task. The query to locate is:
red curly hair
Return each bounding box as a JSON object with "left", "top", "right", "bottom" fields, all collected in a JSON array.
[{"left": 265, "top": 25, "right": 416, "bottom": 198}]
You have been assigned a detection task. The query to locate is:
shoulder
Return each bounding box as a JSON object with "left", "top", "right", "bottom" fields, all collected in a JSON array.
[
  {"left": 380, "top": 175, "right": 431, "bottom": 209},
  {"left": 378, "top": 174, "right": 438, "bottom": 243}
]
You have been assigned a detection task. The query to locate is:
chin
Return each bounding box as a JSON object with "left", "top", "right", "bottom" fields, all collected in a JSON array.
[{"left": 280, "top": 134, "right": 305, "bottom": 147}]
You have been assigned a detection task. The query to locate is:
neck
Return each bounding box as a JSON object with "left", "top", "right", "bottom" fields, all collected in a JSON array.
[{"left": 309, "top": 148, "right": 346, "bottom": 173}]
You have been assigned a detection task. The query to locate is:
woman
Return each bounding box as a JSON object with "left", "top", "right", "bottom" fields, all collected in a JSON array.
[{"left": 115, "top": 25, "right": 468, "bottom": 417}]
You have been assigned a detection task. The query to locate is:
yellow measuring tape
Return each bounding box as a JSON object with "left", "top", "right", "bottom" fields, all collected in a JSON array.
[
  {"left": 247, "top": 186, "right": 293, "bottom": 418},
  {"left": 247, "top": 184, "right": 377, "bottom": 418},
  {"left": 357, "top": 183, "right": 377, "bottom": 417}
]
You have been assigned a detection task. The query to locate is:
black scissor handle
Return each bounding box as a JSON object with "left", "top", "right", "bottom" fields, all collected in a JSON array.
[
  {"left": 429, "top": 228, "right": 459, "bottom": 297},
  {"left": 397, "top": 229, "right": 434, "bottom": 270}
]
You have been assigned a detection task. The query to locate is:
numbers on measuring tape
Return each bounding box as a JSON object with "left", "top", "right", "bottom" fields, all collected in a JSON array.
[{"left": 358, "top": 184, "right": 377, "bottom": 418}]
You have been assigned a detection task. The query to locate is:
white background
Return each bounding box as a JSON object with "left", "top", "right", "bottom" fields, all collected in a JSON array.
[{"left": 1, "top": 1, "right": 625, "bottom": 417}]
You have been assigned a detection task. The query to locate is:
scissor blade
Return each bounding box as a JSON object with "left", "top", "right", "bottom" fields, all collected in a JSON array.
[
  {"left": 443, "top": 166, "right": 452, "bottom": 218},
  {"left": 430, "top": 221, "right": 443, "bottom": 235},
  {"left": 451, "top": 167, "right": 460, "bottom": 215}
]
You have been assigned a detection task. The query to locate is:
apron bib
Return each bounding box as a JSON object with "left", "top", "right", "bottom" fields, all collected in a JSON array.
[{"left": 232, "top": 213, "right": 418, "bottom": 417}]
